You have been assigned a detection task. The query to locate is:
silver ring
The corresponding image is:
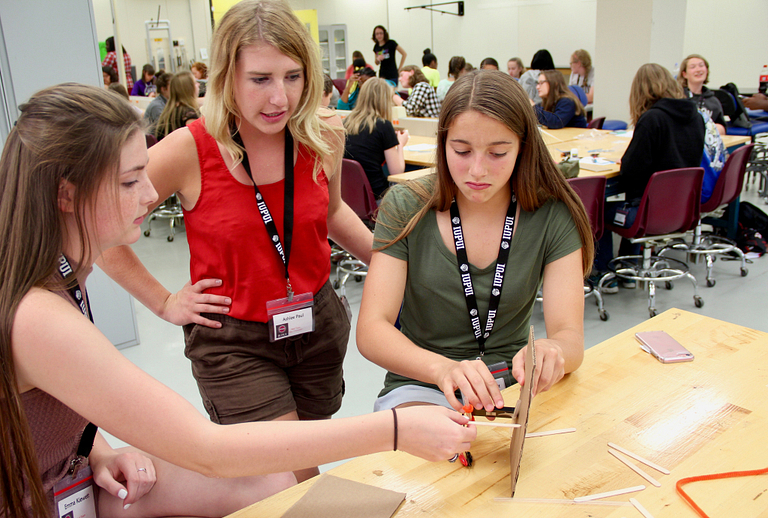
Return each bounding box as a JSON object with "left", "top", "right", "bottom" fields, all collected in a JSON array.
[
  {"left": 137, "top": 468, "right": 147, "bottom": 473},
  {"left": 448, "top": 454, "right": 459, "bottom": 463}
]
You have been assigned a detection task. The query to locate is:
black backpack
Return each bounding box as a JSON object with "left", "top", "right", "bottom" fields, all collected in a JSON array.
[
  {"left": 715, "top": 83, "right": 751, "bottom": 128},
  {"left": 735, "top": 201, "right": 768, "bottom": 256}
]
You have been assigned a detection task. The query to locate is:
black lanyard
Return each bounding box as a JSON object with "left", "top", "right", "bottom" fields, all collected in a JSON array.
[
  {"left": 449, "top": 193, "right": 517, "bottom": 356},
  {"left": 232, "top": 128, "right": 295, "bottom": 299},
  {"left": 58, "top": 254, "right": 98, "bottom": 466}
]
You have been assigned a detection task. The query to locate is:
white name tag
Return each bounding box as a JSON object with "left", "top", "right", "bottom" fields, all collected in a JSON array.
[
  {"left": 54, "top": 466, "right": 98, "bottom": 518},
  {"left": 271, "top": 307, "right": 314, "bottom": 340}
]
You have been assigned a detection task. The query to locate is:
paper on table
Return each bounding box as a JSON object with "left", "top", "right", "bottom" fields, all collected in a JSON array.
[
  {"left": 280, "top": 474, "right": 406, "bottom": 518},
  {"left": 404, "top": 143, "right": 437, "bottom": 152},
  {"left": 578, "top": 156, "right": 615, "bottom": 172}
]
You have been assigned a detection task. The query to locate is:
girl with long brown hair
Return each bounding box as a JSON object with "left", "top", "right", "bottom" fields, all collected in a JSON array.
[
  {"left": 0, "top": 82, "right": 474, "bottom": 518},
  {"left": 154, "top": 71, "right": 200, "bottom": 140},
  {"left": 533, "top": 69, "right": 587, "bottom": 129},
  {"left": 358, "top": 71, "right": 592, "bottom": 414}
]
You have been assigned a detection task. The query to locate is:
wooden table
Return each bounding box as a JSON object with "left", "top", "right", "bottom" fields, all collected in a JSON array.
[
  {"left": 402, "top": 135, "right": 438, "bottom": 168},
  {"left": 228, "top": 309, "right": 768, "bottom": 518}
]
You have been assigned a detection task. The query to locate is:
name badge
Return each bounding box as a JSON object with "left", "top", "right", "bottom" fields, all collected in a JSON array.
[
  {"left": 53, "top": 466, "right": 98, "bottom": 518},
  {"left": 266, "top": 292, "right": 315, "bottom": 342},
  {"left": 614, "top": 206, "right": 629, "bottom": 226}
]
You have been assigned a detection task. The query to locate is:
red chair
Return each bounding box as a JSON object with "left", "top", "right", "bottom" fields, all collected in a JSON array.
[
  {"left": 568, "top": 176, "right": 608, "bottom": 321},
  {"left": 660, "top": 144, "right": 754, "bottom": 286},
  {"left": 603, "top": 167, "right": 704, "bottom": 318},
  {"left": 332, "top": 79, "right": 346, "bottom": 96},
  {"left": 333, "top": 159, "right": 378, "bottom": 295},
  {"left": 587, "top": 117, "right": 605, "bottom": 130}
]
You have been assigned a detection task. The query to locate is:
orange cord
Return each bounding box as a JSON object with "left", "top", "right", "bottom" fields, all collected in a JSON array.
[{"left": 676, "top": 466, "right": 768, "bottom": 518}]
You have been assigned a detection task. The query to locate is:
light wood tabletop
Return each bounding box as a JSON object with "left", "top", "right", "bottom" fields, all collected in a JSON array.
[
  {"left": 402, "top": 135, "right": 438, "bottom": 167},
  {"left": 228, "top": 309, "right": 768, "bottom": 518}
]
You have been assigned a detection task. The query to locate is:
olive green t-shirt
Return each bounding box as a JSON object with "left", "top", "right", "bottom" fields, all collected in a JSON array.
[{"left": 373, "top": 176, "right": 583, "bottom": 397}]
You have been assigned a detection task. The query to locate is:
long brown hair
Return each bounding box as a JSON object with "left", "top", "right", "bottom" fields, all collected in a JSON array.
[
  {"left": 629, "top": 63, "right": 684, "bottom": 125},
  {"left": 155, "top": 71, "right": 200, "bottom": 139},
  {"left": 378, "top": 71, "right": 593, "bottom": 275},
  {"left": 540, "top": 70, "right": 586, "bottom": 117},
  {"left": 0, "top": 83, "right": 142, "bottom": 517},
  {"left": 202, "top": 0, "right": 340, "bottom": 180}
]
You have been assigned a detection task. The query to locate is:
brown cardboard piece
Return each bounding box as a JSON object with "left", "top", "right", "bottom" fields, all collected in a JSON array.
[
  {"left": 280, "top": 474, "right": 406, "bottom": 518},
  {"left": 509, "top": 325, "right": 536, "bottom": 496}
]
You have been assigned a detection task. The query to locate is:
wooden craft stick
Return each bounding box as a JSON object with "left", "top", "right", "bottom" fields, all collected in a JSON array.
[
  {"left": 526, "top": 427, "right": 576, "bottom": 438},
  {"left": 630, "top": 497, "right": 655, "bottom": 518},
  {"left": 468, "top": 421, "right": 521, "bottom": 429},
  {"left": 494, "top": 497, "right": 631, "bottom": 507},
  {"left": 609, "top": 449, "right": 661, "bottom": 487},
  {"left": 608, "top": 442, "right": 670, "bottom": 475},
  {"left": 539, "top": 129, "right": 562, "bottom": 142},
  {"left": 573, "top": 485, "right": 645, "bottom": 502}
]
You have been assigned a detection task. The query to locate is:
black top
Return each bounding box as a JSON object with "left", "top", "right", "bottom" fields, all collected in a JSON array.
[
  {"left": 373, "top": 40, "right": 399, "bottom": 81},
  {"left": 684, "top": 86, "right": 726, "bottom": 128},
  {"left": 619, "top": 98, "right": 705, "bottom": 201},
  {"left": 344, "top": 118, "right": 399, "bottom": 197}
]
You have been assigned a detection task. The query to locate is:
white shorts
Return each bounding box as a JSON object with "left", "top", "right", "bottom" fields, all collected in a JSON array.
[{"left": 373, "top": 385, "right": 455, "bottom": 412}]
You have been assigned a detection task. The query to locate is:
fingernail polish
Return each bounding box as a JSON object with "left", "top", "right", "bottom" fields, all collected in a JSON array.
[
  {"left": 118, "top": 489, "right": 128, "bottom": 500},
  {"left": 123, "top": 503, "right": 131, "bottom": 510}
]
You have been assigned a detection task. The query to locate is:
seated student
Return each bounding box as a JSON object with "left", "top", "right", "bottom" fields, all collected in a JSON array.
[
  {"left": 594, "top": 63, "right": 705, "bottom": 291},
  {"left": 321, "top": 73, "right": 335, "bottom": 108},
  {"left": 678, "top": 54, "right": 726, "bottom": 135},
  {"left": 345, "top": 50, "right": 375, "bottom": 79},
  {"left": 421, "top": 49, "right": 440, "bottom": 88},
  {"left": 0, "top": 83, "right": 476, "bottom": 518},
  {"left": 338, "top": 60, "right": 376, "bottom": 110},
  {"left": 131, "top": 64, "right": 156, "bottom": 97},
  {"left": 102, "top": 65, "right": 118, "bottom": 88},
  {"left": 507, "top": 57, "right": 525, "bottom": 80},
  {"left": 107, "top": 83, "right": 144, "bottom": 116},
  {"left": 519, "top": 49, "right": 555, "bottom": 105},
  {"left": 479, "top": 57, "right": 499, "bottom": 70},
  {"left": 744, "top": 93, "right": 768, "bottom": 110},
  {"left": 142, "top": 71, "right": 170, "bottom": 134},
  {"left": 532, "top": 70, "right": 588, "bottom": 129},
  {"left": 437, "top": 56, "right": 466, "bottom": 102},
  {"left": 358, "top": 71, "right": 591, "bottom": 414},
  {"left": 344, "top": 78, "right": 410, "bottom": 198},
  {"left": 393, "top": 65, "right": 441, "bottom": 118},
  {"left": 569, "top": 49, "right": 594, "bottom": 104},
  {"left": 154, "top": 71, "right": 200, "bottom": 141},
  {"left": 191, "top": 61, "right": 208, "bottom": 97}
]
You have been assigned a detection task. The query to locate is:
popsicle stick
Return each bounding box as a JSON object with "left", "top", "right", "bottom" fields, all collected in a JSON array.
[
  {"left": 609, "top": 449, "right": 661, "bottom": 487},
  {"left": 539, "top": 129, "right": 563, "bottom": 142},
  {"left": 526, "top": 427, "right": 576, "bottom": 438},
  {"left": 573, "top": 485, "right": 645, "bottom": 502},
  {"left": 494, "top": 498, "right": 630, "bottom": 507},
  {"left": 630, "top": 497, "right": 655, "bottom": 518},
  {"left": 468, "top": 421, "right": 521, "bottom": 429},
  {"left": 608, "top": 442, "right": 670, "bottom": 475}
]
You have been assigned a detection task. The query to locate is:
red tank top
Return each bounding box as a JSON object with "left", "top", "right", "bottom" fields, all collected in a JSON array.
[{"left": 185, "top": 119, "right": 331, "bottom": 322}]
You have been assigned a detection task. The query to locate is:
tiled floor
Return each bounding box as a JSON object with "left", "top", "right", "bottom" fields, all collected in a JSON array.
[{"left": 107, "top": 184, "right": 768, "bottom": 473}]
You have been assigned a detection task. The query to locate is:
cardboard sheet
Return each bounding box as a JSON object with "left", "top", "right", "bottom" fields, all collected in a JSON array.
[
  {"left": 509, "top": 325, "right": 536, "bottom": 496},
  {"left": 281, "top": 474, "right": 406, "bottom": 518}
]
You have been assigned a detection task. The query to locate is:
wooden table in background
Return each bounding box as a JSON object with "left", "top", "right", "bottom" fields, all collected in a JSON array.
[
  {"left": 228, "top": 309, "right": 768, "bottom": 518},
  {"left": 402, "top": 135, "right": 438, "bottom": 168}
]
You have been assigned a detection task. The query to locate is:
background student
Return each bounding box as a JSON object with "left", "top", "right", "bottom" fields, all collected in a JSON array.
[
  {"left": 393, "top": 65, "right": 441, "bottom": 118},
  {"left": 437, "top": 55, "right": 466, "bottom": 102},
  {"left": 421, "top": 49, "right": 440, "bottom": 88},
  {"left": 569, "top": 49, "right": 595, "bottom": 104},
  {"left": 519, "top": 49, "right": 555, "bottom": 105},
  {"left": 372, "top": 25, "right": 407, "bottom": 86},
  {"left": 678, "top": 54, "right": 726, "bottom": 134},
  {"left": 532, "top": 69, "right": 588, "bottom": 129}
]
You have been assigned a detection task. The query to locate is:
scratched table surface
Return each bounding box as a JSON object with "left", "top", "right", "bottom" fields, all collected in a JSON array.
[{"left": 228, "top": 309, "right": 768, "bottom": 518}]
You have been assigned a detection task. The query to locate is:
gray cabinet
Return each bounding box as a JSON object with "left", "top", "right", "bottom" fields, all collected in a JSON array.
[{"left": 319, "top": 25, "right": 347, "bottom": 79}]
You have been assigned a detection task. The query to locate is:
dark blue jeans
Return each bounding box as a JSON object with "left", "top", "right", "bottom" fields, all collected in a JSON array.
[{"left": 595, "top": 201, "right": 641, "bottom": 272}]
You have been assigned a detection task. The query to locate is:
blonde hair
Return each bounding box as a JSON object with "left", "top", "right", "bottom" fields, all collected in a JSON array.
[
  {"left": 343, "top": 78, "right": 393, "bottom": 135},
  {"left": 0, "top": 83, "right": 142, "bottom": 518},
  {"left": 155, "top": 71, "right": 200, "bottom": 139},
  {"left": 678, "top": 54, "right": 709, "bottom": 89},
  {"left": 202, "top": 0, "right": 340, "bottom": 179},
  {"left": 378, "top": 71, "right": 593, "bottom": 275},
  {"left": 572, "top": 49, "right": 592, "bottom": 77},
  {"left": 629, "top": 63, "right": 684, "bottom": 125}
]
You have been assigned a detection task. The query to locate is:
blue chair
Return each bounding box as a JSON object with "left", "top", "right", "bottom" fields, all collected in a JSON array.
[
  {"left": 568, "top": 85, "right": 588, "bottom": 107},
  {"left": 713, "top": 89, "right": 768, "bottom": 138},
  {"left": 603, "top": 120, "right": 628, "bottom": 131}
]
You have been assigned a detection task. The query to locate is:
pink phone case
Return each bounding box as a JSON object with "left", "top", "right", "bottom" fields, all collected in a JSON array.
[{"left": 635, "top": 331, "right": 694, "bottom": 363}]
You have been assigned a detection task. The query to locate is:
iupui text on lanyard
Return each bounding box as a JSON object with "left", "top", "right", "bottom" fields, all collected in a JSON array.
[
  {"left": 54, "top": 255, "right": 99, "bottom": 518},
  {"left": 450, "top": 191, "right": 517, "bottom": 358},
  {"left": 232, "top": 127, "right": 315, "bottom": 342}
]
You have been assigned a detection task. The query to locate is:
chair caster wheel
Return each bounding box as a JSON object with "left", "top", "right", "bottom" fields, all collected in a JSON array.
[
  {"left": 167, "top": 235, "right": 174, "bottom": 242},
  {"left": 333, "top": 280, "right": 340, "bottom": 289},
  {"left": 741, "top": 268, "right": 749, "bottom": 277},
  {"left": 355, "top": 275, "right": 363, "bottom": 282},
  {"left": 649, "top": 309, "right": 657, "bottom": 318},
  {"left": 694, "top": 296, "right": 704, "bottom": 308},
  {"left": 144, "top": 230, "right": 151, "bottom": 237},
  {"left": 707, "top": 279, "right": 716, "bottom": 287},
  {"left": 665, "top": 281, "right": 673, "bottom": 290},
  {"left": 599, "top": 310, "right": 609, "bottom": 321}
]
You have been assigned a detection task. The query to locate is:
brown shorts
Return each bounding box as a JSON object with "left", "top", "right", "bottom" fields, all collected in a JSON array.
[{"left": 183, "top": 281, "right": 350, "bottom": 423}]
